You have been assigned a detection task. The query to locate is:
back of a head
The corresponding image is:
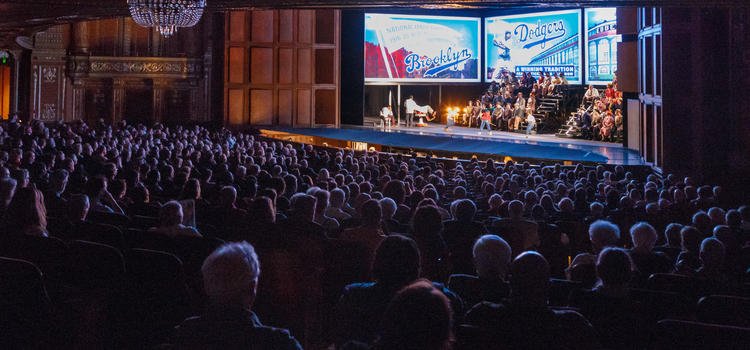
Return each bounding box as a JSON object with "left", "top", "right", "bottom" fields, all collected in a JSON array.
[
  {"left": 160, "top": 201, "right": 184, "bottom": 227},
  {"left": 708, "top": 207, "right": 727, "bottom": 226},
  {"left": 726, "top": 209, "right": 742, "bottom": 229},
  {"left": 248, "top": 197, "right": 275, "bottom": 223},
  {"left": 382, "top": 180, "right": 405, "bottom": 205},
  {"left": 313, "top": 189, "right": 330, "bottom": 213},
  {"left": 665, "top": 223, "right": 683, "bottom": 247},
  {"left": 473, "top": 235, "right": 512, "bottom": 280},
  {"left": 68, "top": 194, "right": 90, "bottom": 220},
  {"left": 379, "top": 280, "right": 452, "bottom": 350},
  {"left": 558, "top": 197, "right": 574, "bottom": 213},
  {"left": 713, "top": 225, "right": 735, "bottom": 249},
  {"left": 454, "top": 199, "right": 476, "bottom": 222},
  {"left": 292, "top": 194, "right": 317, "bottom": 220},
  {"left": 330, "top": 188, "right": 345, "bottom": 208},
  {"left": 380, "top": 197, "right": 397, "bottom": 220},
  {"left": 508, "top": 200, "right": 524, "bottom": 218},
  {"left": 700, "top": 237, "right": 726, "bottom": 267},
  {"left": 596, "top": 248, "right": 632, "bottom": 288},
  {"left": 410, "top": 205, "right": 443, "bottom": 237},
  {"left": 509, "top": 252, "right": 550, "bottom": 302},
  {"left": 202, "top": 242, "right": 260, "bottom": 308},
  {"left": 372, "top": 235, "right": 420, "bottom": 286},
  {"left": 589, "top": 220, "right": 620, "bottom": 252},
  {"left": 0, "top": 177, "right": 17, "bottom": 200},
  {"left": 631, "top": 222, "right": 658, "bottom": 250},
  {"left": 361, "top": 199, "right": 382, "bottom": 225},
  {"left": 681, "top": 226, "right": 703, "bottom": 253}
]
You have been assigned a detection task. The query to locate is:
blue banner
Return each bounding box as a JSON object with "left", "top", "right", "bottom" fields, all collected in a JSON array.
[{"left": 485, "top": 10, "right": 582, "bottom": 83}]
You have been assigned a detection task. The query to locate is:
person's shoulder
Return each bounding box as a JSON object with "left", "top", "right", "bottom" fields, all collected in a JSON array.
[{"left": 251, "top": 324, "right": 303, "bottom": 350}]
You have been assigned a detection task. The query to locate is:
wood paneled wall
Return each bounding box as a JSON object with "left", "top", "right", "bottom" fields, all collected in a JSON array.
[{"left": 224, "top": 10, "right": 340, "bottom": 126}]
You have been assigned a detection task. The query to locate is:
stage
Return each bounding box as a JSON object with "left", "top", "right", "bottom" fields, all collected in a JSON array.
[{"left": 260, "top": 118, "right": 643, "bottom": 165}]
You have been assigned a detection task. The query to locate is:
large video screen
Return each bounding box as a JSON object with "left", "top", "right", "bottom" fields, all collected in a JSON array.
[
  {"left": 364, "top": 13, "right": 481, "bottom": 83},
  {"left": 485, "top": 10, "right": 582, "bottom": 84},
  {"left": 585, "top": 8, "right": 620, "bottom": 85}
]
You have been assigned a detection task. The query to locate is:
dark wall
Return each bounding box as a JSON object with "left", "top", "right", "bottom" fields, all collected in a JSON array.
[
  {"left": 340, "top": 9, "right": 365, "bottom": 125},
  {"left": 662, "top": 7, "right": 750, "bottom": 205}
]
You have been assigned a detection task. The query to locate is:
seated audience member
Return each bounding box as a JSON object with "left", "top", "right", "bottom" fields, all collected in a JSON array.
[
  {"left": 333, "top": 235, "right": 465, "bottom": 348},
  {"left": 2, "top": 186, "right": 48, "bottom": 237},
  {"left": 342, "top": 280, "right": 453, "bottom": 350},
  {"left": 628, "top": 222, "right": 672, "bottom": 287},
  {"left": 409, "top": 205, "right": 450, "bottom": 283},
  {"left": 326, "top": 188, "right": 352, "bottom": 222},
  {"left": 129, "top": 185, "right": 161, "bottom": 218},
  {"left": 466, "top": 252, "right": 597, "bottom": 349},
  {"left": 342, "top": 199, "right": 387, "bottom": 265},
  {"left": 379, "top": 197, "right": 400, "bottom": 233},
  {"left": 85, "top": 175, "right": 125, "bottom": 215},
  {"left": 172, "top": 242, "right": 302, "bottom": 350},
  {"left": 0, "top": 177, "right": 17, "bottom": 215},
  {"left": 148, "top": 201, "right": 201, "bottom": 238},
  {"left": 570, "top": 248, "right": 649, "bottom": 349},
  {"left": 312, "top": 189, "right": 340, "bottom": 235},
  {"left": 442, "top": 199, "right": 490, "bottom": 275},
  {"left": 696, "top": 237, "right": 727, "bottom": 280},
  {"left": 674, "top": 226, "right": 703, "bottom": 275},
  {"left": 492, "top": 200, "right": 540, "bottom": 258},
  {"left": 277, "top": 193, "right": 327, "bottom": 241},
  {"left": 654, "top": 223, "right": 684, "bottom": 264},
  {"left": 448, "top": 234, "right": 512, "bottom": 307},
  {"left": 44, "top": 169, "right": 68, "bottom": 218},
  {"left": 566, "top": 220, "right": 620, "bottom": 281}
]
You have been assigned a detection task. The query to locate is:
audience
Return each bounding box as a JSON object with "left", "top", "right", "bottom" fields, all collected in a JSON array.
[{"left": 0, "top": 118, "right": 748, "bottom": 349}]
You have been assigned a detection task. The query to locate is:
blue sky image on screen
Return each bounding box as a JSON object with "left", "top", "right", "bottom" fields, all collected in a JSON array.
[
  {"left": 485, "top": 9, "right": 582, "bottom": 84},
  {"left": 585, "top": 8, "right": 620, "bottom": 85},
  {"left": 365, "top": 13, "right": 481, "bottom": 83}
]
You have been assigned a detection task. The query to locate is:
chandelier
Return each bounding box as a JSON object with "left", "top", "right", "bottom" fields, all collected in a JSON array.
[{"left": 128, "top": 0, "right": 206, "bottom": 37}]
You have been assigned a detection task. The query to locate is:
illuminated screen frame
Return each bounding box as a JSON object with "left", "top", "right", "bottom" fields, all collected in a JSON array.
[
  {"left": 484, "top": 9, "right": 583, "bottom": 84},
  {"left": 364, "top": 13, "right": 482, "bottom": 83},
  {"left": 584, "top": 8, "right": 621, "bottom": 85}
]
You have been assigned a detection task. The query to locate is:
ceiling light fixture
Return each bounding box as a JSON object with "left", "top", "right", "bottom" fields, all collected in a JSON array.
[{"left": 128, "top": 0, "right": 206, "bottom": 37}]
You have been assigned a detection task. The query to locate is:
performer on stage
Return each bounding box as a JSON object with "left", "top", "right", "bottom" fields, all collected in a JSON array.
[
  {"left": 471, "top": 100, "right": 482, "bottom": 128},
  {"left": 525, "top": 110, "right": 536, "bottom": 138},
  {"left": 462, "top": 100, "right": 474, "bottom": 126},
  {"left": 404, "top": 95, "right": 417, "bottom": 127},
  {"left": 380, "top": 105, "right": 394, "bottom": 129}
]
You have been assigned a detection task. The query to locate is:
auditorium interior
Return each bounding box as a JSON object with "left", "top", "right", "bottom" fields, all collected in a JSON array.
[{"left": 1, "top": 0, "right": 750, "bottom": 349}]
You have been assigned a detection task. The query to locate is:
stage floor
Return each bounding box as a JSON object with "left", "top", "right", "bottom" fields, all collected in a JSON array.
[{"left": 262, "top": 118, "right": 644, "bottom": 165}]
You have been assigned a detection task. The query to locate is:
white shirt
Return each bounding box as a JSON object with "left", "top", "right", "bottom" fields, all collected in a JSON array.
[
  {"left": 584, "top": 88, "right": 599, "bottom": 98},
  {"left": 381, "top": 107, "right": 393, "bottom": 118},
  {"left": 405, "top": 99, "right": 418, "bottom": 114},
  {"left": 527, "top": 115, "right": 535, "bottom": 123}
]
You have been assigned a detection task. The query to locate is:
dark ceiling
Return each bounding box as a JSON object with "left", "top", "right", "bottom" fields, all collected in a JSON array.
[{"left": 0, "top": 0, "right": 747, "bottom": 49}]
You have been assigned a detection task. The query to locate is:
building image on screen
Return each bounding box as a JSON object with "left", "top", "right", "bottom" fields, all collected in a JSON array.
[
  {"left": 585, "top": 8, "right": 620, "bottom": 85},
  {"left": 485, "top": 10, "right": 582, "bottom": 83},
  {"left": 364, "top": 13, "right": 481, "bottom": 83}
]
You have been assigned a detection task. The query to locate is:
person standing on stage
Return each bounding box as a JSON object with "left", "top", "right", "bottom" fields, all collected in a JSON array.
[
  {"left": 462, "top": 100, "right": 474, "bottom": 126},
  {"left": 526, "top": 110, "right": 536, "bottom": 138},
  {"left": 492, "top": 102, "right": 503, "bottom": 130},
  {"left": 380, "top": 105, "right": 394, "bottom": 129},
  {"left": 512, "top": 103, "right": 525, "bottom": 131},
  {"left": 479, "top": 109, "right": 492, "bottom": 135},
  {"left": 471, "top": 99, "right": 483, "bottom": 128},
  {"left": 405, "top": 96, "right": 417, "bottom": 128}
]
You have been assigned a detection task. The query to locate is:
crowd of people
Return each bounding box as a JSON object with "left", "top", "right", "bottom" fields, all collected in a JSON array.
[
  {"left": 448, "top": 70, "right": 571, "bottom": 136},
  {"left": 577, "top": 83, "right": 625, "bottom": 142},
  {"left": 2, "top": 117, "right": 750, "bottom": 349}
]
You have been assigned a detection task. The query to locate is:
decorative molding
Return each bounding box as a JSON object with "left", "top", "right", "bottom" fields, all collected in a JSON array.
[
  {"left": 42, "top": 67, "right": 57, "bottom": 83},
  {"left": 68, "top": 56, "right": 203, "bottom": 78},
  {"left": 42, "top": 103, "right": 56, "bottom": 120}
]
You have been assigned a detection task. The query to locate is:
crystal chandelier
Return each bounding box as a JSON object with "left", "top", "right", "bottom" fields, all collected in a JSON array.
[{"left": 128, "top": 0, "right": 206, "bottom": 37}]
